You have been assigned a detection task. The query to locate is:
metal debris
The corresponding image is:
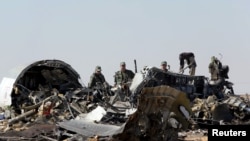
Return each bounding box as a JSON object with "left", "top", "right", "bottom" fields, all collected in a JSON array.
[{"left": 0, "top": 60, "right": 249, "bottom": 141}]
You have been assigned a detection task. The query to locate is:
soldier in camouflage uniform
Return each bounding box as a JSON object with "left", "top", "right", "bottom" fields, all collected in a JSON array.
[
  {"left": 88, "top": 66, "right": 106, "bottom": 89},
  {"left": 161, "top": 61, "right": 168, "bottom": 72},
  {"left": 208, "top": 56, "right": 222, "bottom": 81},
  {"left": 111, "top": 62, "right": 135, "bottom": 102},
  {"left": 114, "top": 62, "right": 135, "bottom": 87}
]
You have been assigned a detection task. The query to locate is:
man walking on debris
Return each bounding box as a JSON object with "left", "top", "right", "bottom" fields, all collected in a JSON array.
[
  {"left": 88, "top": 66, "right": 107, "bottom": 89},
  {"left": 161, "top": 61, "right": 168, "bottom": 72},
  {"left": 179, "top": 52, "right": 197, "bottom": 76}
]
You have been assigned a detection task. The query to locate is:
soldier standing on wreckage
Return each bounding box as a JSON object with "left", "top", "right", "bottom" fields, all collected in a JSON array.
[
  {"left": 114, "top": 62, "right": 135, "bottom": 87},
  {"left": 113, "top": 62, "right": 135, "bottom": 101},
  {"left": 208, "top": 56, "right": 222, "bottom": 81},
  {"left": 161, "top": 61, "right": 168, "bottom": 72},
  {"left": 208, "top": 56, "right": 229, "bottom": 80},
  {"left": 179, "top": 52, "right": 197, "bottom": 76},
  {"left": 88, "top": 66, "right": 107, "bottom": 89},
  {"left": 88, "top": 66, "right": 112, "bottom": 102}
]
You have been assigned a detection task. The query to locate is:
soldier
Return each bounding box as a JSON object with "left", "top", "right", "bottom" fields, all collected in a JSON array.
[
  {"left": 179, "top": 52, "right": 197, "bottom": 76},
  {"left": 208, "top": 56, "right": 221, "bottom": 81},
  {"left": 161, "top": 61, "right": 168, "bottom": 72},
  {"left": 208, "top": 56, "right": 230, "bottom": 81},
  {"left": 114, "top": 62, "right": 135, "bottom": 87},
  {"left": 112, "top": 62, "right": 135, "bottom": 102},
  {"left": 88, "top": 66, "right": 106, "bottom": 89}
]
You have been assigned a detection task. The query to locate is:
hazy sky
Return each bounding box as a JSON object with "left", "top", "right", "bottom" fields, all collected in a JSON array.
[{"left": 0, "top": 1, "right": 249, "bottom": 94}]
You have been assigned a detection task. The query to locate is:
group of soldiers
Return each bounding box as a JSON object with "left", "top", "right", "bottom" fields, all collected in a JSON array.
[
  {"left": 178, "top": 52, "right": 228, "bottom": 81},
  {"left": 88, "top": 52, "right": 228, "bottom": 91},
  {"left": 88, "top": 61, "right": 135, "bottom": 90}
]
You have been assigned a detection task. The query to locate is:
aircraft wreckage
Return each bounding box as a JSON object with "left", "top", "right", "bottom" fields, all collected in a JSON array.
[{"left": 0, "top": 59, "right": 249, "bottom": 141}]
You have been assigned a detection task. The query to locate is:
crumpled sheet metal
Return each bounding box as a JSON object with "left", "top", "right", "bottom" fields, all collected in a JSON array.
[
  {"left": 223, "top": 96, "right": 247, "bottom": 110},
  {"left": 113, "top": 85, "right": 192, "bottom": 141},
  {"left": 58, "top": 85, "right": 192, "bottom": 141},
  {"left": 58, "top": 119, "right": 121, "bottom": 137},
  {"left": 138, "top": 85, "right": 192, "bottom": 129},
  {"left": 191, "top": 95, "right": 250, "bottom": 126}
]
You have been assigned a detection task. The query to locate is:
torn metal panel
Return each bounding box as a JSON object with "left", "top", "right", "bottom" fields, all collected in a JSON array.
[
  {"left": 58, "top": 119, "right": 121, "bottom": 137},
  {"left": 113, "top": 85, "right": 192, "bottom": 141},
  {"left": 57, "top": 105, "right": 125, "bottom": 138}
]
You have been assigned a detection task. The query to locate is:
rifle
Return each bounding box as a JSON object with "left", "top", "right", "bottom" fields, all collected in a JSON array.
[{"left": 134, "top": 59, "right": 137, "bottom": 73}]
